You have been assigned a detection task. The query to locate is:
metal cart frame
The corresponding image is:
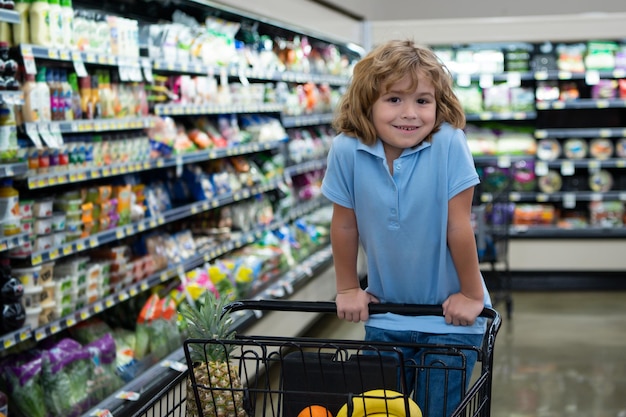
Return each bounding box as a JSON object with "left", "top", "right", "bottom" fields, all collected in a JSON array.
[{"left": 170, "top": 300, "right": 501, "bottom": 417}]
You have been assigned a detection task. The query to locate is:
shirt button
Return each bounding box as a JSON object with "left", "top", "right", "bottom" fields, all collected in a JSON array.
[{"left": 395, "top": 165, "right": 400, "bottom": 171}]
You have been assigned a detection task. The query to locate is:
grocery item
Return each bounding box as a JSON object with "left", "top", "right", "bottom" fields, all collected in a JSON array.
[
  {"left": 336, "top": 389, "right": 422, "bottom": 417},
  {"left": 536, "top": 138, "right": 561, "bottom": 161},
  {"left": 589, "top": 138, "right": 614, "bottom": 160},
  {"left": 588, "top": 170, "right": 613, "bottom": 192},
  {"left": 0, "top": 179, "right": 20, "bottom": 236},
  {"left": 563, "top": 138, "right": 587, "bottom": 159},
  {"left": 538, "top": 170, "right": 562, "bottom": 193},
  {"left": 29, "top": 0, "right": 51, "bottom": 46},
  {"left": 12, "top": 0, "right": 30, "bottom": 45},
  {"left": 297, "top": 405, "right": 333, "bottom": 417}
]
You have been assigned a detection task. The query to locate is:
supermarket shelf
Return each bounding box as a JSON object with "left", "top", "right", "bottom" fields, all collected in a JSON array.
[
  {"left": 153, "top": 102, "right": 284, "bottom": 116},
  {"left": 22, "top": 178, "right": 285, "bottom": 266},
  {"left": 0, "top": 90, "right": 23, "bottom": 104},
  {"left": 24, "top": 139, "right": 285, "bottom": 190},
  {"left": 534, "top": 69, "right": 626, "bottom": 81},
  {"left": 510, "top": 225, "right": 626, "bottom": 238},
  {"left": 19, "top": 44, "right": 348, "bottom": 86},
  {"left": 0, "top": 233, "right": 30, "bottom": 253},
  {"left": 536, "top": 98, "right": 626, "bottom": 110},
  {"left": 282, "top": 113, "right": 335, "bottom": 128},
  {"left": 481, "top": 190, "right": 626, "bottom": 203},
  {"left": 22, "top": 117, "right": 155, "bottom": 136},
  {"left": 0, "top": 162, "right": 28, "bottom": 178},
  {"left": 537, "top": 158, "right": 626, "bottom": 170},
  {"left": 0, "top": 9, "right": 19, "bottom": 24},
  {"left": 466, "top": 111, "right": 536, "bottom": 121},
  {"left": 535, "top": 127, "right": 626, "bottom": 139},
  {"left": 0, "top": 196, "right": 329, "bottom": 351},
  {"left": 152, "top": 58, "right": 349, "bottom": 86}
]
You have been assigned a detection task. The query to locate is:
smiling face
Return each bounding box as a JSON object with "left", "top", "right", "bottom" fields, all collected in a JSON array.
[{"left": 372, "top": 73, "right": 437, "bottom": 162}]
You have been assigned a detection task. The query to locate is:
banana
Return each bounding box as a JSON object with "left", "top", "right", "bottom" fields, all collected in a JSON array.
[{"left": 335, "top": 389, "right": 422, "bottom": 417}]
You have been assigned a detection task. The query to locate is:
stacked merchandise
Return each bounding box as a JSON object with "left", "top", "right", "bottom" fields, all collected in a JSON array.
[{"left": 0, "top": 0, "right": 359, "bottom": 415}]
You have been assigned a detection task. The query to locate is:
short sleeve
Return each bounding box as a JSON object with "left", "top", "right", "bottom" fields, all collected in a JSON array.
[{"left": 321, "top": 134, "right": 356, "bottom": 209}]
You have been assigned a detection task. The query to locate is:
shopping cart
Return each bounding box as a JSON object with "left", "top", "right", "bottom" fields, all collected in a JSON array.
[{"left": 182, "top": 300, "right": 501, "bottom": 417}]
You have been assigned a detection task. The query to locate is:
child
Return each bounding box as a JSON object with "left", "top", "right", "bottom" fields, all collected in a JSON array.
[{"left": 321, "top": 39, "right": 492, "bottom": 417}]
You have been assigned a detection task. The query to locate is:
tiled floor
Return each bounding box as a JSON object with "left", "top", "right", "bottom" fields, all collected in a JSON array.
[{"left": 303, "top": 291, "right": 626, "bottom": 417}]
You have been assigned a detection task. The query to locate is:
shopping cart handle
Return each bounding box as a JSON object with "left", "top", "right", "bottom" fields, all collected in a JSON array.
[{"left": 225, "top": 299, "right": 499, "bottom": 321}]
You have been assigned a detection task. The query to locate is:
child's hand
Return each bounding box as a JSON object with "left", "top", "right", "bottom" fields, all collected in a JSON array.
[
  {"left": 336, "top": 288, "right": 379, "bottom": 322},
  {"left": 442, "top": 293, "right": 484, "bottom": 326}
]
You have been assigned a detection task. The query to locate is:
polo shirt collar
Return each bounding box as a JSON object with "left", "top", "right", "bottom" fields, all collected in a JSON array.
[{"left": 357, "top": 138, "right": 431, "bottom": 159}]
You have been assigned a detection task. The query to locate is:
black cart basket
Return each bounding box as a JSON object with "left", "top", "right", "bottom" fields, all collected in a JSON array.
[{"left": 183, "top": 300, "right": 501, "bottom": 417}]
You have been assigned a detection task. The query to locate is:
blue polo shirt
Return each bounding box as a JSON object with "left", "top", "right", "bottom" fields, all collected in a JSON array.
[{"left": 321, "top": 123, "right": 491, "bottom": 334}]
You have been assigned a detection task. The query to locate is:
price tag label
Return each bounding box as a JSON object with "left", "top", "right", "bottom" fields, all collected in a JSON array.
[
  {"left": 142, "top": 58, "right": 154, "bottom": 82},
  {"left": 21, "top": 45, "right": 37, "bottom": 74},
  {"left": 116, "top": 391, "right": 141, "bottom": 401},
  {"left": 560, "top": 160, "right": 575, "bottom": 176},
  {"left": 585, "top": 70, "right": 600, "bottom": 86},
  {"left": 535, "top": 161, "right": 549, "bottom": 176},
  {"left": 161, "top": 360, "right": 188, "bottom": 372},
  {"left": 25, "top": 123, "right": 44, "bottom": 148},
  {"left": 72, "top": 52, "right": 88, "bottom": 77},
  {"left": 563, "top": 193, "right": 577, "bottom": 209}
]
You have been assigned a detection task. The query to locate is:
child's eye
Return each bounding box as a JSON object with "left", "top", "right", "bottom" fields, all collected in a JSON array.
[
  {"left": 417, "top": 98, "right": 430, "bottom": 104},
  {"left": 388, "top": 97, "right": 401, "bottom": 103}
]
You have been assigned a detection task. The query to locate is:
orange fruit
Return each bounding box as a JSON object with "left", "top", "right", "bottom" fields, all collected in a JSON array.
[{"left": 297, "top": 405, "right": 333, "bottom": 417}]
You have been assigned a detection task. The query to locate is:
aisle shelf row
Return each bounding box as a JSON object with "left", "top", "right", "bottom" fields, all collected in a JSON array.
[
  {"left": 535, "top": 127, "right": 626, "bottom": 139},
  {"left": 509, "top": 225, "right": 626, "bottom": 238},
  {"left": 481, "top": 190, "right": 626, "bottom": 203},
  {"left": 454, "top": 68, "right": 626, "bottom": 83},
  {"left": 153, "top": 102, "right": 284, "bottom": 116},
  {"left": 19, "top": 44, "right": 350, "bottom": 86},
  {"left": 0, "top": 233, "right": 30, "bottom": 253},
  {"left": 0, "top": 195, "right": 329, "bottom": 351},
  {"left": 466, "top": 111, "right": 536, "bottom": 122},
  {"left": 282, "top": 113, "right": 335, "bottom": 128},
  {"left": 22, "top": 116, "right": 156, "bottom": 136},
  {"left": 23, "top": 139, "right": 286, "bottom": 189},
  {"left": 22, "top": 178, "right": 284, "bottom": 266},
  {"left": 0, "top": 8, "right": 19, "bottom": 24},
  {"left": 537, "top": 99, "right": 626, "bottom": 111}
]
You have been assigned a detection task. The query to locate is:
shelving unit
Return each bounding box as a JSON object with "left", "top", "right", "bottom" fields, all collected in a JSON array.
[
  {"left": 0, "top": 1, "right": 361, "bottom": 416},
  {"left": 451, "top": 40, "right": 626, "bottom": 282}
]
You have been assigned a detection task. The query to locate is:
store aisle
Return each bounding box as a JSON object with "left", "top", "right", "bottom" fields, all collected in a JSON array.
[{"left": 303, "top": 291, "right": 626, "bottom": 417}]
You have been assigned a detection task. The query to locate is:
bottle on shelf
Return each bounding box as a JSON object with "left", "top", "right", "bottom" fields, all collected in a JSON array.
[
  {"left": 0, "top": 178, "right": 20, "bottom": 236},
  {"left": 0, "top": 104, "right": 17, "bottom": 163},
  {"left": 47, "top": 0, "right": 63, "bottom": 48},
  {"left": 60, "top": 0, "right": 73, "bottom": 50},
  {"left": 60, "top": 68, "right": 73, "bottom": 120},
  {"left": 12, "top": 0, "right": 31, "bottom": 45},
  {"left": 29, "top": 0, "right": 51, "bottom": 46},
  {"left": 79, "top": 75, "right": 93, "bottom": 119},
  {"left": 68, "top": 71, "right": 82, "bottom": 119},
  {"left": 35, "top": 66, "right": 51, "bottom": 121},
  {"left": 22, "top": 71, "right": 39, "bottom": 122}
]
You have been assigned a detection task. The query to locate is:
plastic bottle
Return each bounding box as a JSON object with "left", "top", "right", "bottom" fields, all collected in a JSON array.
[
  {"left": 79, "top": 75, "right": 93, "bottom": 119},
  {"left": 46, "top": 67, "right": 61, "bottom": 120},
  {"left": 60, "top": 0, "right": 73, "bottom": 49},
  {"left": 47, "top": 0, "right": 63, "bottom": 48},
  {"left": 0, "top": 104, "right": 17, "bottom": 163},
  {"left": 68, "top": 72, "right": 82, "bottom": 119},
  {"left": 12, "top": 0, "right": 31, "bottom": 45},
  {"left": 29, "top": 0, "right": 50, "bottom": 46},
  {"left": 0, "top": 178, "right": 20, "bottom": 236},
  {"left": 60, "top": 69, "right": 73, "bottom": 120},
  {"left": 35, "top": 67, "right": 51, "bottom": 121},
  {"left": 21, "top": 71, "right": 40, "bottom": 122}
]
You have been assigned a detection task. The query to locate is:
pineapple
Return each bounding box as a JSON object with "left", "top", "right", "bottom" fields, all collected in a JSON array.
[{"left": 180, "top": 291, "right": 247, "bottom": 417}]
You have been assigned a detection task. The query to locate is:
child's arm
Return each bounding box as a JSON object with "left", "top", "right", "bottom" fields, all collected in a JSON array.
[
  {"left": 330, "top": 203, "right": 377, "bottom": 322},
  {"left": 445, "top": 187, "right": 485, "bottom": 326}
]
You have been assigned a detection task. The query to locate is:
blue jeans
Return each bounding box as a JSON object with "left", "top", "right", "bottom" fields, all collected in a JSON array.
[{"left": 364, "top": 326, "right": 484, "bottom": 417}]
